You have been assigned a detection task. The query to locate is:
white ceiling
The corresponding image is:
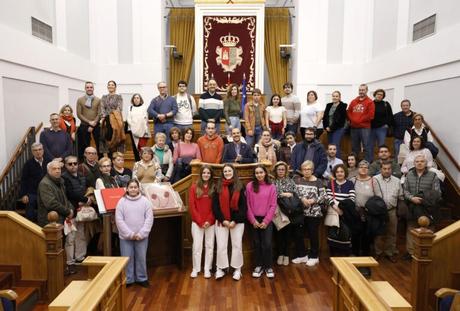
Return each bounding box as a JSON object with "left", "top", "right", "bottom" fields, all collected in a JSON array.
[{"left": 165, "top": 0, "right": 294, "bottom": 8}]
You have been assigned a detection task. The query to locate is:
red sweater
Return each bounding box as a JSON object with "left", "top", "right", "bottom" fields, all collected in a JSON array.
[
  {"left": 347, "top": 96, "right": 375, "bottom": 128},
  {"left": 189, "top": 183, "right": 215, "bottom": 227},
  {"left": 197, "top": 134, "right": 224, "bottom": 164}
]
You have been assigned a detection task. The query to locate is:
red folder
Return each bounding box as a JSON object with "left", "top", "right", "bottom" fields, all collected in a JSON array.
[{"left": 100, "top": 188, "right": 125, "bottom": 211}]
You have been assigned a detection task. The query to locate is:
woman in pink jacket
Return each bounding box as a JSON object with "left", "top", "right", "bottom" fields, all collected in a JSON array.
[{"left": 246, "top": 165, "right": 277, "bottom": 279}]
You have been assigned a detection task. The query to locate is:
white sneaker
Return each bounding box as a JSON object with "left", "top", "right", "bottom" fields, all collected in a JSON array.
[
  {"left": 265, "top": 268, "right": 275, "bottom": 278},
  {"left": 232, "top": 268, "right": 242, "bottom": 281},
  {"left": 190, "top": 270, "right": 198, "bottom": 278},
  {"left": 252, "top": 266, "right": 263, "bottom": 278},
  {"left": 306, "top": 258, "right": 319, "bottom": 267},
  {"left": 292, "top": 256, "right": 308, "bottom": 264},
  {"left": 215, "top": 268, "right": 225, "bottom": 280},
  {"left": 204, "top": 270, "right": 211, "bottom": 279},
  {"left": 283, "top": 256, "right": 289, "bottom": 266},
  {"left": 277, "top": 256, "right": 284, "bottom": 266}
]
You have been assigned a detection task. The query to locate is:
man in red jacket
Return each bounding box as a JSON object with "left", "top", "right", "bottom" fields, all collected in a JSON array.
[{"left": 347, "top": 84, "right": 375, "bottom": 161}]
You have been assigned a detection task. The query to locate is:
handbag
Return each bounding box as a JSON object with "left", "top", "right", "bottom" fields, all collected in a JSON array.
[
  {"left": 324, "top": 181, "right": 340, "bottom": 227},
  {"left": 327, "top": 220, "right": 351, "bottom": 243},
  {"left": 272, "top": 206, "right": 290, "bottom": 230},
  {"left": 76, "top": 206, "right": 98, "bottom": 222}
]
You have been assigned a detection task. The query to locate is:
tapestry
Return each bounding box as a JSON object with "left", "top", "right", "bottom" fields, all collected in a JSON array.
[{"left": 203, "top": 16, "right": 256, "bottom": 93}]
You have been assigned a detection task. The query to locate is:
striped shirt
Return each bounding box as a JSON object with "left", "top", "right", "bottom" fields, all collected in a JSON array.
[
  {"left": 198, "top": 92, "right": 224, "bottom": 122},
  {"left": 326, "top": 180, "right": 355, "bottom": 206}
]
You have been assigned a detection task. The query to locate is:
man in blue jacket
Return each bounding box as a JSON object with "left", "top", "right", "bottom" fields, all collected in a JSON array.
[
  {"left": 291, "top": 127, "right": 327, "bottom": 178},
  {"left": 222, "top": 128, "right": 254, "bottom": 163},
  {"left": 148, "top": 81, "right": 178, "bottom": 144}
]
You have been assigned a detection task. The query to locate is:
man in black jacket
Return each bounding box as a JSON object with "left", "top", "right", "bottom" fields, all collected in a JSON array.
[
  {"left": 19, "top": 142, "right": 50, "bottom": 222},
  {"left": 291, "top": 127, "right": 327, "bottom": 178},
  {"left": 222, "top": 128, "right": 254, "bottom": 163},
  {"left": 62, "top": 155, "right": 91, "bottom": 273}
]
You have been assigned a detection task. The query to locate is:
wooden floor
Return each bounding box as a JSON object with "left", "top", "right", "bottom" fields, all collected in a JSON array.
[{"left": 34, "top": 229, "right": 412, "bottom": 311}]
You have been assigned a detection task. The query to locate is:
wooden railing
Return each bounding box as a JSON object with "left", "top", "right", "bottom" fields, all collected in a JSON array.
[
  {"left": 49, "top": 256, "right": 128, "bottom": 311},
  {"left": 411, "top": 217, "right": 460, "bottom": 311},
  {"left": 0, "top": 211, "right": 64, "bottom": 301},
  {"left": 331, "top": 257, "right": 412, "bottom": 310},
  {"left": 0, "top": 122, "right": 43, "bottom": 211}
]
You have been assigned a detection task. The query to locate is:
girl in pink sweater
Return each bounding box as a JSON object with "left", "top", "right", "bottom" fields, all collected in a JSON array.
[
  {"left": 115, "top": 179, "right": 154, "bottom": 287},
  {"left": 246, "top": 165, "right": 277, "bottom": 279}
]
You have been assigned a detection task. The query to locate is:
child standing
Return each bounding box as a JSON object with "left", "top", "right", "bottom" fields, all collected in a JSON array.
[
  {"left": 246, "top": 165, "right": 277, "bottom": 278},
  {"left": 115, "top": 179, "right": 154, "bottom": 287},
  {"left": 189, "top": 165, "right": 216, "bottom": 278}
]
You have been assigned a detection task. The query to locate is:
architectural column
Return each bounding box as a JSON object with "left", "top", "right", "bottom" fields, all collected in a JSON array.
[
  {"left": 396, "top": 0, "right": 410, "bottom": 49},
  {"left": 55, "top": 0, "right": 67, "bottom": 50}
]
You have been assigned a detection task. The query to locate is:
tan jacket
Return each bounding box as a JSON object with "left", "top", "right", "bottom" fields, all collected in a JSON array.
[
  {"left": 76, "top": 96, "right": 101, "bottom": 125},
  {"left": 244, "top": 101, "right": 267, "bottom": 133}
]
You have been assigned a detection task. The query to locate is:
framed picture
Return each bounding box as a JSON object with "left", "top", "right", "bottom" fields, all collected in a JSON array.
[{"left": 142, "top": 183, "right": 184, "bottom": 211}]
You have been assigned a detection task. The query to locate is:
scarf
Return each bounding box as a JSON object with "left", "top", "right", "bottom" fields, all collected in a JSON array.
[
  {"left": 154, "top": 146, "right": 165, "bottom": 164},
  {"left": 85, "top": 95, "right": 94, "bottom": 108},
  {"left": 219, "top": 179, "right": 240, "bottom": 221},
  {"left": 59, "top": 115, "right": 76, "bottom": 134}
]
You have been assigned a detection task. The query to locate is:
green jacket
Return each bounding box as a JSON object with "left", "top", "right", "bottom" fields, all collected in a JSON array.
[
  {"left": 368, "top": 159, "right": 402, "bottom": 178},
  {"left": 37, "top": 174, "right": 72, "bottom": 227}
]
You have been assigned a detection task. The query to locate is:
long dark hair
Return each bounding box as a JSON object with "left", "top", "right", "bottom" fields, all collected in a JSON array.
[
  {"left": 125, "top": 179, "right": 141, "bottom": 197},
  {"left": 196, "top": 165, "right": 215, "bottom": 198},
  {"left": 269, "top": 93, "right": 282, "bottom": 106},
  {"left": 216, "top": 163, "right": 243, "bottom": 193},
  {"left": 410, "top": 135, "right": 425, "bottom": 151},
  {"left": 252, "top": 164, "right": 271, "bottom": 193},
  {"left": 226, "top": 83, "right": 240, "bottom": 101}
]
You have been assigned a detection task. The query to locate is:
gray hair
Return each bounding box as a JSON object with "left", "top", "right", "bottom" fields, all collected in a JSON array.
[
  {"left": 157, "top": 81, "right": 167, "bottom": 87},
  {"left": 31, "top": 142, "right": 43, "bottom": 150},
  {"left": 65, "top": 155, "right": 78, "bottom": 164},
  {"left": 414, "top": 154, "right": 427, "bottom": 162},
  {"left": 155, "top": 132, "right": 167, "bottom": 141},
  {"left": 47, "top": 160, "right": 63, "bottom": 171}
]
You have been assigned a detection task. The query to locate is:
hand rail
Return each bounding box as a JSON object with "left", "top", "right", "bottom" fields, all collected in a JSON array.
[
  {"left": 0, "top": 122, "right": 42, "bottom": 211},
  {"left": 424, "top": 120, "right": 460, "bottom": 172}
]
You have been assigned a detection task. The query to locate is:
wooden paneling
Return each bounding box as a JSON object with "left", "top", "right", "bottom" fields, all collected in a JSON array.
[{"left": 0, "top": 212, "right": 46, "bottom": 281}]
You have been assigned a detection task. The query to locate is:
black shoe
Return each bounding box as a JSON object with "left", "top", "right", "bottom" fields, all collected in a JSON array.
[
  {"left": 126, "top": 283, "right": 134, "bottom": 288},
  {"left": 66, "top": 264, "right": 77, "bottom": 275},
  {"left": 137, "top": 280, "right": 150, "bottom": 288},
  {"left": 402, "top": 253, "right": 412, "bottom": 261},
  {"left": 358, "top": 267, "right": 371, "bottom": 278},
  {"left": 75, "top": 257, "right": 86, "bottom": 264}
]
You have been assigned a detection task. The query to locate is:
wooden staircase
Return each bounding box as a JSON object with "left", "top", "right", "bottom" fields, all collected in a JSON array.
[{"left": 0, "top": 270, "right": 40, "bottom": 311}]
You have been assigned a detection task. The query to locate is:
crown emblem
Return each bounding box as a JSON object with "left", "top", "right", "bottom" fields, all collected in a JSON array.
[{"left": 220, "top": 33, "right": 240, "bottom": 47}]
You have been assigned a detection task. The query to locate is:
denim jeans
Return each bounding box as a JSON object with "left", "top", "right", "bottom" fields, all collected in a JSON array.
[
  {"left": 393, "top": 138, "right": 404, "bottom": 159},
  {"left": 174, "top": 123, "right": 193, "bottom": 132},
  {"left": 154, "top": 122, "right": 174, "bottom": 144},
  {"left": 350, "top": 128, "right": 371, "bottom": 161},
  {"left": 369, "top": 126, "right": 388, "bottom": 161},
  {"left": 120, "top": 238, "right": 149, "bottom": 284},
  {"left": 328, "top": 128, "right": 346, "bottom": 159},
  {"left": 245, "top": 125, "right": 263, "bottom": 148},
  {"left": 285, "top": 123, "right": 299, "bottom": 136},
  {"left": 200, "top": 121, "right": 221, "bottom": 136},
  {"left": 225, "top": 116, "right": 241, "bottom": 135}
]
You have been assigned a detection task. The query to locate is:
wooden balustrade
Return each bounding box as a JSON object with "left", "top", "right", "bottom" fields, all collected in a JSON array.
[
  {"left": 411, "top": 217, "right": 460, "bottom": 311},
  {"left": 49, "top": 256, "right": 128, "bottom": 311},
  {"left": 331, "top": 257, "right": 412, "bottom": 311},
  {"left": 0, "top": 123, "right": 42, "bottom": 211},
  {"left": 0, "top": 211, "right": 64, "bottom": 301}
]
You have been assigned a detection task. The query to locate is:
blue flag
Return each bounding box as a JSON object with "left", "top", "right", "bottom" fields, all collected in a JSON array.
[{"left": 241, "top": 73, "right": 247, "bottom": 114}]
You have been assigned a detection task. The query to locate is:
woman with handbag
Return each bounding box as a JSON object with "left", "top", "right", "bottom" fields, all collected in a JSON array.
[
  {"left": 326, "top": 164, "right": 356, "bottom": 256},
  {"left": 189, "top": 165, "right": 215, "bottom": 279},
  {"left": 212, "top": 164, "right": 247, "bottom": 281},
  {"left": 294, "top": 160, "right": 326, "bottom": 267},
  {"left": 273, "top": 161, "right": 300, "bottom": 266},
  {"left": 172, "top": 127, "right": 201, "bottom": 183},
  {"left": 115, "top": 179, "right": 154, "bottom": 287},
  {"left": 349, "top": 160, "right": 383, "bottom": 257},
  {"left": 246, "top": 165, "right": 277, "bottom": 278}
]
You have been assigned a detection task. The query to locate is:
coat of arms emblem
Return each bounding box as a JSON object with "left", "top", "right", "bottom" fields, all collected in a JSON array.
[{"left": 216, "top": 33, "right": 243, "bottom": 72}]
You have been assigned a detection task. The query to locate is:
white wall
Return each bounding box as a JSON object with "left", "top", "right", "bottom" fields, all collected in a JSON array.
[{"left": 65, "top": 0, "right": 90, "bottom": 59}]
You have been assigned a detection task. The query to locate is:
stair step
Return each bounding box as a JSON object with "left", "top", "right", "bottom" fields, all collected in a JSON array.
[
  {"left": 0, "top": 272, "right": 13, "bottom": 289},
  {"left": 13, "top": 286, "right": 39, "bottom": 311}
]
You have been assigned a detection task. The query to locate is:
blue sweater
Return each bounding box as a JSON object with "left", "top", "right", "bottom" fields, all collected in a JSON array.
[
  {"left": 148, "top": 96, "right": 178, "bottom": 124},
  {"left": 39, "top": 129, "right": 73, "bottom": 160}
]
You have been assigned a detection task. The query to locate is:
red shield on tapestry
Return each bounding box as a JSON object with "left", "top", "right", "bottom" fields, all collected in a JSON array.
[{"left": 203, "top": 16, "right": 256, "bottom": 92}]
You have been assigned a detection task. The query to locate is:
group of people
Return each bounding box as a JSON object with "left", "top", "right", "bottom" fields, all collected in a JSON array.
[{"left": 19, "top": 80, "right": 442, "bottom": 284}]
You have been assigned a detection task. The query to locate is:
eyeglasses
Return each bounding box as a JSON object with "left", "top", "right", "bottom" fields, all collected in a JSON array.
[
  {"left": 86, "top": 152, "right": 97, "bottom": 155},
  {"left": 101, "top": 165, "right": 111, "bottom": 168},
  {"left": 66, "top": 162, "right": 78, "bottom": 166}
]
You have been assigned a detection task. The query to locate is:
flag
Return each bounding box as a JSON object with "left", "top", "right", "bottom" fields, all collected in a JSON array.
[
  {"left": 241, "top": 73, "right": 247, "bottom": 113},
  {"left": 227, "top": 73, "right": 231, "bottom": 87}
]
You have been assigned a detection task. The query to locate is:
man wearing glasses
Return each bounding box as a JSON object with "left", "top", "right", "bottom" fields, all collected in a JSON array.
[
  {"left": 173, "top": 80, "right": 197, "bottom": 131},
  {"left": 62, "top": 155, "right": 91, "bottom": 273},
  {"left": 148, "top": 81, "right": 178, "bottom": 144}
]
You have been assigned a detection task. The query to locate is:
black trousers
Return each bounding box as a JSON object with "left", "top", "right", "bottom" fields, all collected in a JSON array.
[
  {"left": 293, "top": 222, "right": 307, "bottom": 258},
  {"left": 253, "top": 219, "right": 274, "bottom": 269},
  {"left": 77, "top": 124, "right": 101, "bottom": 161},
  {"left": 305, "top": 217, "right": 321, "bottom": 259},
  {"left": 351, "top": 221, "right": 371, "bottom": 256},
  {"left": 276, "top": 224, "right": 291, "bottom": 256}
]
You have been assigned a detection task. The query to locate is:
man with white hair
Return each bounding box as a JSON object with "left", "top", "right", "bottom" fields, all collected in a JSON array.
[
  {"left": 37, "top": 160, "right": 73, "bottom": 227},
  {"left": 77, "top": 146, "right": 100, "bottom": 188},
  {"left": 148, "top": 81, "right": 178, "bottom": 144},
  {"left": 403, "top": 154, "right": 441, "bottom": 259},
  {"left": 19, "top": 142, "right": 50, "bottom": 222}
]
